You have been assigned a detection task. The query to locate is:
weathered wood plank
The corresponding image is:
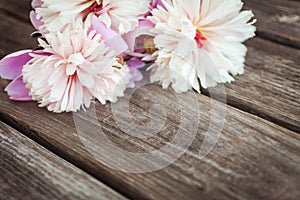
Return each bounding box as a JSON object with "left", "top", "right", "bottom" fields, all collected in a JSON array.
[
  {"left": 0, "top": 2, "right": 300, "bottom": 199},
  {"left": 0, "top": 9, "right": 36, "bottom": 56},
  {"left": 0, "top": 80, "right": 299, "bottom": 200},
  {"left": 245, "top": 0, "right": 300, "bottom": 49},
  {"left": 0, "top": 121, "right": 127, "bottom": 200},
  {"left": 0, "top": 0, "right": 32, "bottom": 23}
]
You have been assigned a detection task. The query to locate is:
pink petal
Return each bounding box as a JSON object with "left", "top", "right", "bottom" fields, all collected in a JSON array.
[
  {"left": 0, "top": 50, "right": 33, "bottom": 80},
  {"left": 126, "top": 58, "right": 145, "bottom": 88},
  {"left": 145, "top": 0, "right": 166, "bottom": 17},
  {"left": 90, "top": 15, "right": 128, "bottom": 55},
  {"left": 131, "top": 69, "right": 143, "bottom": 82},
  {"left": 126, "top": 58, "right": 146, "bottom": 69},
  {"left": 30, "top": 11, "right": 43, "bottom": 30},
  {"left": 153, "top": 0, "right": 165, "bottom": 9},
  {"left": 127, "top": 68, "right": 143, "bottom": 88},
  {"left": 32, "top": 0, "right": 43, "bottom": 8},
  {"left": 5, "top": 75, "right": 32, "bottom": 101},
  {"left": 94, "top": 4, "right": 112, "bottom": 15}
]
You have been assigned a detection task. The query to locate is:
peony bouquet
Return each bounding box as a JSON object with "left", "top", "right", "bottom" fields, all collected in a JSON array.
[{"left": 0, "top": 0, "right": 256, "bottom": 113}]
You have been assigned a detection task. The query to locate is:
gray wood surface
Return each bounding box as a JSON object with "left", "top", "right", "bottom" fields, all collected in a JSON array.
[
  {"left": 0, "top": 121, "right": 126, "bottom": 200},
  {"left": 0, "top": 9, "right": 35, "bottom": 56},
  {"left": 0, "top": 80, "right": 299, "bottom": 200},
  {"left": 245, "top": 0, "right": 300, "bottom": 49},
  {"left": 0, "top": 0, "right": 32, "bottom": 22},
  {"left": 0, "top": 0, "right": 300, "bottom": 200}
]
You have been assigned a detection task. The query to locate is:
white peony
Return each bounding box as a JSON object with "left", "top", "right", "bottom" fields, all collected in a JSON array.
[{"left": 148, "top": 0, "right": 256, "bottom": 93}]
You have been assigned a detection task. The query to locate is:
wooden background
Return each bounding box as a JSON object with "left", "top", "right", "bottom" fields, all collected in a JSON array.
[{"left": 0, "top": 0, "right": 299, "bottom": 199}]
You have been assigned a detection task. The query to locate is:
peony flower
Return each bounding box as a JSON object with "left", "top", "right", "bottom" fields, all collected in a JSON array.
[
  {"left": 22, "top": 21, "right": 131, "bottom": 113},
  {"left": 148, "top": 0, "right": 256, "bottom": 93},
  {"left": 32, "top": 0, "right": 150, "bottom": 34},
  {"left": 0, "top": 50, "right": 37, "bottom": 101}
]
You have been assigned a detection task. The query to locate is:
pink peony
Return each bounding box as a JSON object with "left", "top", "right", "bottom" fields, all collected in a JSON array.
[{"left": 22, "top": 21, "right": 131, "bottom": 113}]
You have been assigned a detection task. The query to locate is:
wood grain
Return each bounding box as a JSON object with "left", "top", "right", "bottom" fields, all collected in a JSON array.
[
  {"left": 245, "top": 0, "right": 300, "bottom": 49},
  {"left": 0, "top": 9, "right": 36, "bottom": 56},
  {"left": 0, "top": 121, "right": 127, "bottom": 200},
  {"left": 2, "top": 0, "right": 300, "bottom": 49},
  {"left": 0, "top": 1, "right": 300, "bottom": 199},
  {"left": 0, "top": 0, "right": 32, "bottom": 24},
  {"left": 0, "top": 80, "right": 299, "bottom": 200}
]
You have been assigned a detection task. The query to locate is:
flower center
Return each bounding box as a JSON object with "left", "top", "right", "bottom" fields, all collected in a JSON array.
[
  {"left": 68, "top": 52, "right": 85, "bottom": 66},
  {"left": 65, "top": 52, "right": 85, "bottom": 76},
  {"left": 195, "top": 30, "right": 207, "bottom": 48},
  {"left": 144, "top": 37, "right": 157, "bottom": 54}
]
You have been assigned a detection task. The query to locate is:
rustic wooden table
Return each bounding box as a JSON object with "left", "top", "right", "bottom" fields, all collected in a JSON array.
[{"left": 0, "top": 0, "right": 299, "bottom": 199}]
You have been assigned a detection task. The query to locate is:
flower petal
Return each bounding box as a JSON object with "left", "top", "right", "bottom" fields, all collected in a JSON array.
[
  {"left": 0, "top": 50, "right": 32, "bottom": 80},
  {"left": 31, "top": 0, "right": 43, "bottom": 8},
  {"left": 30, "top": 11, "right": 44, "bottom": 31},
  {"left": 126, "top": 58, "right": 146, "bottom": 69},
  {"left": 5, "top": 75, "right": 32, "bottom": 101},
  {"left": 90, "top": 15, "right": 128, "bottom": 55}
]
